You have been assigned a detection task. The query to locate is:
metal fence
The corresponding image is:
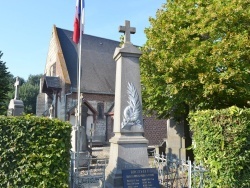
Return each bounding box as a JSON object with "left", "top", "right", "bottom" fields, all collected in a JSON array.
[
  {"left": 152, "top": 153, "right": 210, "bottom": 188},
  {"left": 70, "top": 152, "right": 108, "bottom": 188},
  {"left": 69, "top": 151, "right": 209, "bottom": 188}
]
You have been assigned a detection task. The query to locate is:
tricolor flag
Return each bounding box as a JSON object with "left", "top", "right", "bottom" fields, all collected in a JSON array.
[{"left": 73, "top": 0, "right": 85, "bottom": 43}]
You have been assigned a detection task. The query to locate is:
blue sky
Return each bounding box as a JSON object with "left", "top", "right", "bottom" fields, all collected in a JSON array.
[{"left": 0, "top": 1, "right": 166, "bottom": 80}]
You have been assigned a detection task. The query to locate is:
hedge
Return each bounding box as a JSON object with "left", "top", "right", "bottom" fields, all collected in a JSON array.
[
  {"left": 0, "top": 115, "right": 72, "bottom": 188},
  {"left": 189, "top": 106, "right": 250, "bottom": 188}
]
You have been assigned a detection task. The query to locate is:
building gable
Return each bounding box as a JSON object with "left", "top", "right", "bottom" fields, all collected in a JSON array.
[
  {"left": 56, "top": 27, "right": 120, "bottom": 94},
  {"left": 45, "top": 25, "right": 71, "bottom": 85}
]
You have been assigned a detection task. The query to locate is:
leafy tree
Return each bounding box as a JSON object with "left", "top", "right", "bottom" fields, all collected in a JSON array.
[
  {"left": 25, "top": 74, "right": 42, "bottom": 85},
  {"left": 0, "top": 52, "right": 41, "bottom": 115},
  {"left": 20, "top": 74, "right": 43, "bottom": 114},
  {"left": 0, "top": 51, "right": 11, "bottom": 115},
  {"left": 140, "top": 0, "right": 250, "bottom": 119}
]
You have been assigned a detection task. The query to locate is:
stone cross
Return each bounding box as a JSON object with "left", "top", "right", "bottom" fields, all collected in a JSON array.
[
  {"left": 14, "top": 77, "right": 20, "bottom": 100},
  {"left": 8, "top": 76, "right": 24, "bottom": 116},
  {"left": 119, "top": 20, "right": 136, "bottom": 44}
]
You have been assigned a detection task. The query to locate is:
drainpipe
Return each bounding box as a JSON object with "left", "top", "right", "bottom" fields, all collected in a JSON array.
[{"left": 105, "top": 114, "right": 108, "bottom": 142}]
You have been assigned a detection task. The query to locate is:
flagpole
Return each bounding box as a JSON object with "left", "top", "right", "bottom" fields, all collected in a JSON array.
[
  {"left": 76, "top": 0, "right": 83, "bottom": 170},
  {"left": 77, "top": 0, "right": 82, "bottom": 131}
]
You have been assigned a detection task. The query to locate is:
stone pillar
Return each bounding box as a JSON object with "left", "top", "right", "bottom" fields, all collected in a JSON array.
[
  {"left": 36, "top": 77, "right": 46, "bottom": 116},
  {"left": 166, "top": 118, "right": 186, "bottom": 160},
  {"left": 105, "top": 20, "right": 149, "bottom": 188},
  {"left": 71, "top": 95, "right": 89, "bottom": 167}
]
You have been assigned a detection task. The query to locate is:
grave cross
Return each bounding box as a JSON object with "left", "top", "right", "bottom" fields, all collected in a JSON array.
[
  {"left": 14, "top": 77, "right": 20, "bottom": 100},
  {"left": 119, "top": 20, "right": 136, "bottom": 44}
]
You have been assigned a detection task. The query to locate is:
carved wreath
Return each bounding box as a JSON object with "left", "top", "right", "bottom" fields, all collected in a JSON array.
[{"left": 121, "top": 82, "right": 142, "bottom": 129}]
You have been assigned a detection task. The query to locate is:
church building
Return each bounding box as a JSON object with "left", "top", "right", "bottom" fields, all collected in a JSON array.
[{"left": 36, "top": 25, "right": 167, "bottom": 148}]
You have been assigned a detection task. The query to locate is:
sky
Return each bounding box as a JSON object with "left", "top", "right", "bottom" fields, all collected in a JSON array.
[{"left": 0, "top": 1, "right": 166, "bottom": 80}]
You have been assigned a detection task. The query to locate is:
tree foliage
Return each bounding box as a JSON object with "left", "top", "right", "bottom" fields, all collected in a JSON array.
[
  {"left": 19, "top": 74, "right": 43, "bottom": 114},
  {"left": 140, "top": 0, "right": 250, "bottom": 119},
  {"left": 0, "top": 51, "right": 11, "bottom": 115}
]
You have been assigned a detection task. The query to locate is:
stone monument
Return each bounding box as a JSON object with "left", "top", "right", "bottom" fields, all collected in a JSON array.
[
  {"left": 105, "top": 20, "right": 149, "bottom": 188},
  {"left": 8, "top": 77, "right": 24, "bottom": 116},
  {"left": 71, "top": 94, "right": 89, "bottom": 167}
]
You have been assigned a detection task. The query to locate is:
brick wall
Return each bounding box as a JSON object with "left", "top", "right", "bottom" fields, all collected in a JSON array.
[
  {"left": 144, "top": 116, "right": 167, "bottom": 146},
  {"left": 82, "top": 93, "right": 114, "bottom": 102},
  {"left": 105, "top": 112, "right": 167, "bottom": 146}
]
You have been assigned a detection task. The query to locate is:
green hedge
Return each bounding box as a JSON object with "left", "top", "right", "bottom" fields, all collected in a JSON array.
[
  {"left": 0, "top": 115, "right": 72, "bottom": 188},
  {"left": 189, "top": 106, "right": 250, "bottom": 188}
]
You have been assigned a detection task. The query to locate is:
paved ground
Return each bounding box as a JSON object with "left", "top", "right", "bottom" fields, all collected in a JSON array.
[{"left": 91, "top": 146, "right": 110, "bottom": 158}]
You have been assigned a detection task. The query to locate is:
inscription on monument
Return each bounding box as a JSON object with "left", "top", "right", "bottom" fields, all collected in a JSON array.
[{"left": 122, "top": 168, "right": 160, "bottom": 188}]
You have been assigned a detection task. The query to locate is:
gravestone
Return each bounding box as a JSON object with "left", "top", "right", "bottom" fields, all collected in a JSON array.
[
  {"left": 105, "top": 20, "right": 149, "bottom": 188},
  {"left": 165, "top": 118, "right": 186, "bottom": 160},
  {"left": 8, "top": 77, "right": 24, "bottom": 116},
  {"left": 166, "top": 117, "right": 193, "bottom": 161}
]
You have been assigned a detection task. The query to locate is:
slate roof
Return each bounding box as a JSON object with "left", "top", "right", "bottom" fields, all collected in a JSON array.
[
  {"left": 56, "top": 27, "right": 120, "bottom": 95},
  {"left": 42, "top": 76, "right": 61, "bottom": 94}
]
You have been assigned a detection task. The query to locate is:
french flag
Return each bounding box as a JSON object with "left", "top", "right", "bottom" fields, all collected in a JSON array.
[{"left": 73, "top": 0, "right": 84, "bottom": 44}]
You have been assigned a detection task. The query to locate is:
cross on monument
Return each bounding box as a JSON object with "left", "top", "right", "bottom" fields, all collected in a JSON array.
[
  {"left": 119, "top": 20, "right": 136, "bottom": 44},
  {"left": 14, "top": 77, "right": 20, "bottom": 100}
]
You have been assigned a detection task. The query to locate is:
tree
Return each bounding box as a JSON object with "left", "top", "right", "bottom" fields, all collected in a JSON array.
[
  {"left": 19, "top": 74, "right": 43, "bottom": 114},
  {"left": 25, "top": 74, "right": 41, "bottom": 86},
  {"left": 140, "top": 0, "right": 250, "bottom": 119},
  {"left": 0, "top": 51, "right": 11, "bottom": 115}
]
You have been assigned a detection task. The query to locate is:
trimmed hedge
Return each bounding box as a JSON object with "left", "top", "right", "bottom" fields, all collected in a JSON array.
[
  {"left": 0, "top": 115, "right": 72, "bottom": 188},
  {"left": 189, "top": 106, "right": 250, "bottom": 188}
]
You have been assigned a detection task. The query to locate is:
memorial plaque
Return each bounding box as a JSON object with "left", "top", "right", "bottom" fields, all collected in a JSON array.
[{"left": 122, "top": 168, "right": 160, "bottom": 188}]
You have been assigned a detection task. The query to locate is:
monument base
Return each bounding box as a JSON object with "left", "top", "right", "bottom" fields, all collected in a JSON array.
[
  {"left": 105, "top": 134, "right": 149, "bottom": 188},
  {"left": 105, "top": 172, "right": 123, "bottom": 188},
  {"left": 8, "top": 99, "right": 24, "bottom": 116}
]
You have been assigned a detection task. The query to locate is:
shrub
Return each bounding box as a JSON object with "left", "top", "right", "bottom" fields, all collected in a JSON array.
[
  {"left": 0, "top": 115, "right": 72, "bottom": 188},
  {"left": 189, "top": 106, "right": 250, "bottom": 188}
]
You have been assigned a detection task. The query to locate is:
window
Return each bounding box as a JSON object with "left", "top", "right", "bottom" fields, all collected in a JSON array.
[
  {"left": 97, "top": 102, "right": 104, "bottom": 119},
  {"left": 50, "top": 63, "right": 56, "bottom": 76}
]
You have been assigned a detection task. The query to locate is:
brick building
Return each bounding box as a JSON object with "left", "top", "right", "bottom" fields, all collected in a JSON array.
[{"left": 36, "top": 25, "right": 167, "bottom": 147}]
